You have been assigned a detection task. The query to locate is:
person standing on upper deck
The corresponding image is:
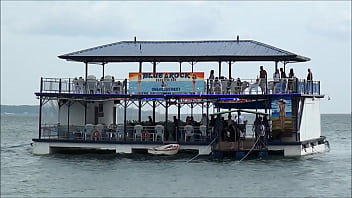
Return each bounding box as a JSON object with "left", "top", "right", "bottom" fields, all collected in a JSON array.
[
  {"left": 280, "top": 68, "right": 287, "bottom": 93},
  {"left": 259, "top": 66, "right": 267, "bottom": 94},
  {"left": 273, "top": 69, "right": 280, "bottom": 93},
  {"left": 306, "top": 68, "right": 313, "bottom": 94},
  {"left": 307, "top": 68, "right": 313, "bottom": 81},
  {"left": 280, "top": 68, "right": 287, "bottom": 78},
  {"left": 208, "top": 70, "right": 215, "bottom": 93},
  {"left": 288, "top": 68, "right": 296, "bottom": 93}
]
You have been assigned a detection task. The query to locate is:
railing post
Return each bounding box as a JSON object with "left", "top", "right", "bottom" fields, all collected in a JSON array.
[
  {"left": 38, "top": 77, "right": 43, "bottom": 139},
  {"left": 304, "top": 79, "right": 306, "bottom": 94},
  {"left": 265, "top": 76, "right": 268, "bottom": 94},
  {"left": 38, "top": 97, "right": 42, "bottom": 139},
  {"left": 40, "top": 77, "right": 43, "bottom": 93},
  {"left": 59, "top": 78, "right": 62, "bottom": 93},
  {"left": 68, "top": 78, "right": 71, "bottom": 93},
  {"left": 311, "top": 80, "right": 313, "bottom": 94},
  {"left": 206, "top": 79, "right": 209, "bottom": 94},
  {"left": 124, "top": 78, "right": 128, "bottom": 94}
]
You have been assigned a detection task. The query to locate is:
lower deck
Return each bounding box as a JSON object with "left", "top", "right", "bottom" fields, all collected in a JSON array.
[{"left": 32, "top": 136, "right": 329, "bottom": 158}]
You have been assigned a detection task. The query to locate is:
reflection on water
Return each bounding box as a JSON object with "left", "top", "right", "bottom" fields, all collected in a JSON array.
[{"left": 1, "top": 114, "right": 351, "bottom": 197}]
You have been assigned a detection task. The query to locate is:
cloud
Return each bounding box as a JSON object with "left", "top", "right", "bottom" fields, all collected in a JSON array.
[
  {"left": 2, "top": 2, "right": 139, "bottom": 38},
  {"left": 306, "top": 2, "right": 351, "bottom": 41}
]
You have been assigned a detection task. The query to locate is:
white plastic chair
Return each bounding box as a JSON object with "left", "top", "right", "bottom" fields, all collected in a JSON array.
[
  {"left": 86, "top": 75, "right": 97, "bottom": 94},
  {"left": 248, "top": 79, "right": 261, "bottom": 94},
  {"left": 112, "top": 81, "right": 123, "bottom": 94},
  {"left": 134, "top": 125, "right": 143, "bottom": 141},
  {"left": 77, "top": 78, "right": 85, "bottom": 93},
  {"left": 116, "top": 124, "right": 125, "bottom": 140},
  {"left": 213, "top": 80, "right": 222, "bottom": 94},
  {"left": 103, "top": 75, "right": 113, "bottom": 93},
  {"left": 154, "top": 125, "right": 164, "bottom": 142},
  {"left": 84, "top": 124, "right": 94, "bottom": 140},
  {"left": 184, "top": 125, "right": 194, "bottom": 142},
  {"left": 199, "top": 125, "right": 207, "bottom": 141}
]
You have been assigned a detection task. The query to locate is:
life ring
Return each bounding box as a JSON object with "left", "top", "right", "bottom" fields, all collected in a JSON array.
[
  {"left": 142, "top": 131, "right": 150, "bottom": 139},
  {"left": 93, "top": 130, "right": 101, "bottom": 139}
]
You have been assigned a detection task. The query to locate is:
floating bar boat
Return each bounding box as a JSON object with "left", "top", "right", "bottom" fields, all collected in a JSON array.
[{"left": 32, "top": 38, "right": 329, "bottom": 158}]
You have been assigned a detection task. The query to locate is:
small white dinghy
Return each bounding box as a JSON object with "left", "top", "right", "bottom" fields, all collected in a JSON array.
[{"left": 148, "top": 144, "right": 180, "bottom": 156}]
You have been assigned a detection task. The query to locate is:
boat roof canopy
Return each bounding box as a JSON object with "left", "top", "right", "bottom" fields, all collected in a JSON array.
[{"left": 58, "top": 40, "right": 310, "bottom": 63}]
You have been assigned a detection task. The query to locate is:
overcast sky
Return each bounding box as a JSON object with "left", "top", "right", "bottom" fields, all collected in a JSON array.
[{"left": 1, "top": 1, "right": 351, "bottom": 114}]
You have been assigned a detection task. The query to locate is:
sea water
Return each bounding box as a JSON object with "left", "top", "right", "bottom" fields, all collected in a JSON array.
[{"left": 1, "top": 114, "right": 351, "bottom": 197}]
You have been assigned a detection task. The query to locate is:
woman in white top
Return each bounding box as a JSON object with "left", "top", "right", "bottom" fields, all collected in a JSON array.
[{"left": 273, "top": 69, "right": 280, "bottom": 93}]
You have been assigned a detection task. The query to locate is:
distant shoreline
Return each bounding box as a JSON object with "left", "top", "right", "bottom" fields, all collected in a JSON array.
[
  {"left": 0, "top": 105, "right": 350, "bottom": 115},
  {"left": 1, "top": 105, "right": 38, "bottom": 114}
]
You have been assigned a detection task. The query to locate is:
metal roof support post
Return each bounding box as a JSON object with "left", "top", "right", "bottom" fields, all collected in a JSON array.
[
  {"left": 124, "top": 100, "right": 127, "bottom": 141},
  {"left": 152, "top": 62, "right": 156, "bottom": 123},
  {"left": 218, "top": 61, "right": 222, "bottom": 78},
  {"left": 191, "top": 102, "right": 194, "bottom": 117},
  {"left": 38, "top": 96, "right": 42, "bottom": 139},
  {"left": 139, "top": 62, "right": 142, "bottom": 73},
  {"left": 206, "top": 101, "right": 210, "bottom": 136},
  {"left": 177, "top": 101, "right": 181, "bottom": 142},
  {"left": 85, "top": 62, "right": 88, "bottom": 80},
  {"left": 85, "top": 62, "right": 88, "bottom": 93},
  {"left": 179, "top": 62, "right": 182, "bottom": 73},
  {"left": 165, "top": 100, "right": 169, "bottom": 141},
  {"left": 102, "top": 62, "right": 105, "bottom": 78},
  {"left": 84, "top": 102, "right": 87, "bottom": 125},
  {"left": 229, "top": 61, "right": 232, "bottom": 79},
  {"left": 67, "top": 101, "right": 70, "bottom": 138},
  {"left": 138, "top": 100, "right": 142, "bottom": 123},
  {"left": 153, "top": 61, "right": 156, "bottom": 73},
  {"left": 138, "top": 62, "right": 143, "bottom": 122},
  {"left": 191, "top": 62, "right": 194, "bottom": 73},
  {"left": 275, "top": 61, "right": 278, "bottom": 71}
]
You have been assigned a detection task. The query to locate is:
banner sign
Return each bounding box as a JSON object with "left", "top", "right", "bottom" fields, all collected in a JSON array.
[{"left": 129, "top": 72, "right": 204, "bottom": 93}]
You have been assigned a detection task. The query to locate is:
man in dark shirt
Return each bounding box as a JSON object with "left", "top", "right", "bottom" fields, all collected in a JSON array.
[
  {"left": 306, "top": 68, "right": 313, "bottom": 94},
  {"left": 280, "top": 68, "right": 287, "bottom": 78},
  {"left": 259, "top": 66, "right": 267, "bottom": 94},
  {"left": 307, "top": 68, "right": 313, "bottom": 81}
]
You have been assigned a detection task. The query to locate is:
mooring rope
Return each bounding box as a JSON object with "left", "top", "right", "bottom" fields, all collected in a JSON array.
[
  {"left": 186, "top": 137, "right": 218, "bottom": 163},
  {"left": 238, "top": 136, "right": 261, "bottom": 163}
]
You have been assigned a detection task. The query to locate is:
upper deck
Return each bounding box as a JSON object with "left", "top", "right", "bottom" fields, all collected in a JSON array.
[
  {"left": 36, "top": 76, "right": 321, "bottom": 99},
  {"left": 37, "top": 38, "right": 322, "bottom": 99}
]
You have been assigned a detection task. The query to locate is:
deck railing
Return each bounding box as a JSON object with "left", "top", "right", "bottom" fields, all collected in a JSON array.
[
  {"left": 39, "top": 77, "right": 321, "bottom": 95},
  {"left": 39, "top": 122, "right": 279, "bottom": 145},
  {"left": 40, "top": 123, "right": 218, "bottom": 144}
]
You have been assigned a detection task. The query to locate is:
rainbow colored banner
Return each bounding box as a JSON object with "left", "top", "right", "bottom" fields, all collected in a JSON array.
[{"left": 129, "top": 72, "right": 204, "bottom": 93}]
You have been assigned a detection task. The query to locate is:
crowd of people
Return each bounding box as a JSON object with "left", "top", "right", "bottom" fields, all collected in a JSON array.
[
  {"left": 207, "top": 65, "right": 314, "bottom": 94},
  {"left": 214, "top": 112, "right": 271, "bottom": 150}
]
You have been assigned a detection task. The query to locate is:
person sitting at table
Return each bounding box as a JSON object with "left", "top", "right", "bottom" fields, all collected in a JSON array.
[
  {"left": 235, "top": 77, "right": 242, "bottom": 94},
  {"left": 147, "top": 116, "right": 154, "bottom": 126},
  {"left": 200, "top": 113, "right": 208, "bottom": 126},
  {"left": 213, "top": 77, "right": 222, "bottom": 94}
]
